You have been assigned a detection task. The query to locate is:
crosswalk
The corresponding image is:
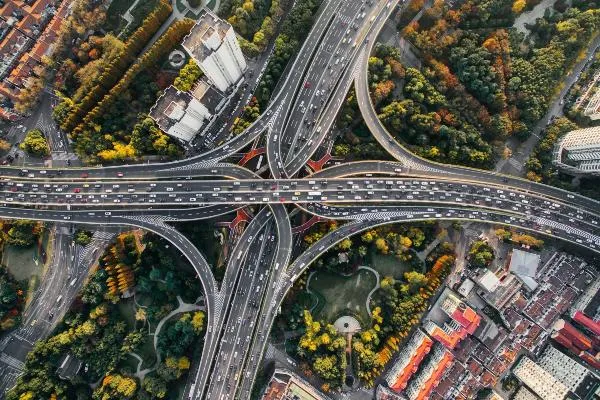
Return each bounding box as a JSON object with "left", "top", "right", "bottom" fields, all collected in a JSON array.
[
  {"left": 92, "top": 231, "right": 116, "bottom": 241},
  {"left": 535, "top": 217, "right": 600, "bottom": 244},
  {"left": 507, "top": 157, "right": 523, "bottom": 171},
  {"left": 0, "top": 347, "right": 27, "bottom": 372},
  {"left": 338, "top": 14, "right": 353, "bottom": 26},
  {"left": 51, "top": 151, "right": 78, "bottom": 161}
]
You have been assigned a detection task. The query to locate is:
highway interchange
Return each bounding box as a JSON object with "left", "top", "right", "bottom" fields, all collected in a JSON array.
[{"left": 2, "top": 0, "right": 600, "bottom": 398}]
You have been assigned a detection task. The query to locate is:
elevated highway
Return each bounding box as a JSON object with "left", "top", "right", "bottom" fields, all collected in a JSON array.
[{"left": 2, "top": 0, "right": 600, "bottom": 398}]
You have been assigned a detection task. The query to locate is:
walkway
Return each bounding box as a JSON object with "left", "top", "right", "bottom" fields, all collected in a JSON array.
[
  {"left": 358, "top": 266, "right": 380, "bottom": 317},
  {"left": 513, "top": 0, "right": 557, "bottom": 35},
  {"left": 119, "top": 0, "right": 143, "bottom": 37},
  {"left": 152, "top": 296, "right": 205, "bottom": 362}
]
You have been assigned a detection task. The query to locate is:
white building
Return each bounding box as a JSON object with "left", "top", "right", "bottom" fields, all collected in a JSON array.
[
  {"left": 538, "top": 346, "right": 594, "bottom": 394},
  {"left": 513, "top": 356, "right": 570, "bottom": 400},
  {"left": 182, "top": 8, "right": 247, "bottom": 93},
  {"left": 149, "top": 81, "right": 225, "bottom": 143},
  {"left": 509, "top": 249, "right": 541, "bottom": 292},
  {"left": 513, "top": 386, "right": 539, "bottom": 400},
  {"left": 553, "top": 126, "right": 600, "bottom": 175}
]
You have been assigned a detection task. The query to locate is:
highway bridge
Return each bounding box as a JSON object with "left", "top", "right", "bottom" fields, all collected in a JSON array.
[{"left": 2, "top": 0, "right": 600, "bottom": 398}]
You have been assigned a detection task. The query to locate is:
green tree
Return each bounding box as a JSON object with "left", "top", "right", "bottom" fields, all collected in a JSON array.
[
  {"left": 6, "top": 220, "right": 39, "bottom": 247},
  {"left": 74, "top": 230, "right": 92, "bottom": 246},
  {"left": 404, "top": 271, "right": 428, "bottom": 293},
  {"left": 20, "top": 129, "right": 49, "bottom": 157},
  {"left": 173, "top": 59, "right": 203, "bottom": 91},
  {"left": 92, "top": 374, "right": 137, "bottom": 399},
  {"left": 312, "top": 355, "right": 339, "bottom": 380}
]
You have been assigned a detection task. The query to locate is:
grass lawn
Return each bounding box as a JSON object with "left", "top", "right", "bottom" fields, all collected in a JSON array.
[
  {"left": 119, "top": 353, "right": 141, "bottom": 372},
  {"left": 370, "top": 252, "right": 414, "bottom": 279},
  {"left": 308, "top": 269, "right": 377, "bottom": 324},
  {"left": 139, "top": 339, "right": 157, "bottom": 369},
  {"left": 117, "top": 298, "right": 137, "bottom": 331},
  {"left": 2, "top": 244, "right": 42, "bottom": 281},
  {"left": 129, "top": 0, "right": 160, "bottom": 31},
  {"left": 104, "top": 0, "right": 135, "bottom": 33},
  {"left": 206, "top": 0, "right": 218, "bottom": 10}
]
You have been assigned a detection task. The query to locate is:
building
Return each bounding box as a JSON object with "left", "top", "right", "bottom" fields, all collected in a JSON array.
[
  {"left": 513, "top": 356, "right": 570, "bottom": 400},
  {"left": 423, "top": 290, "right": 481, "bottom": 350},
  {"left": 0, "top": 0, "right": 71, "bottom": 119},
  {"left": 149, "top": 81, "right": 225, "bottom": 143},
  {"left": 476, "top": 270, "right": 500, "bottom": 293},
  {"left": 261, "top": 368, "right": 331, "bottom": 400},
  {"left": 385, "top": 329, "right": 433, "bottom": 392},
  {"left": 538, "top": 345, "right": 600, "bottom": 399},
  {"left": 513, "top": 386, "right": 540, "bottom": 400},
  {"left": 56, "top": 353, "right": 83, "bottom": 380},
  {"left": 509, "top": 249, "right": 541, "bottom": 292},
  {"left": 572, "top": 310, "right": 600, "bottom": 337},
  {"left": 553, "top": 126, "right": 600, "bottom": 175},
  {"left": 552, "top": 318, "right": 600, "bottom": 371},
  {"left": 182, "top": 8, "right": 247, "bottom": 92},
  {"left": 404, "top": 345, "right": 454, "bottom": 400}
]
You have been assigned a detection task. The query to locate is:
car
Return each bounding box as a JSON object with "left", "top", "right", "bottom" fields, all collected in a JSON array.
[
  {"left": 73, "top": 188, "right": 81, "bottom": 193},
  {"left": 116, "top": 172, "right": 124, "bottom": 177}
]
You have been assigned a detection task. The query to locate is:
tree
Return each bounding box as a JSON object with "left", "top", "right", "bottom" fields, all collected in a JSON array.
[
  {"left": 375, "top": 238, "right": 389, "bottom": 254},
  {"left": 0, "top": 265, "right": 23, "bottom": 332},
  {"left": 404, "top": 271, "right": 428, "bottom": 293},
  {"left": 0, "top": 139, "right": 11, "bottom": 153},
  {"left": 512, "top": 0, "right": 526, "bottom": 14},
  {"left": 20, "top": 129, "right": 49, "bottom": 157},
  {"left": 75, "top": 230, "right": 92, "bottom": 246},
  {"left": 173, "top": 59, "right": 203, "bottom": 91},
  {"left": 338, "top": 238, "right": 352, "bottom": 251},
  {"left": 6, "top": 220, "right": 39, "bottom": 247},
  {"left": 191, "top": 311, "right": 205, "bottom": 334},
  {"left": 468, "top": 240, "right": 495, "bottom": 268},
  {"left": 15, "top": 78, "right": 45, "bottom": 115},
  {"left": 312, "top": 356, "right": 339, "bottom": 380},
  {"left": 92, "top": 374, "right": 137, "bottom": 399},
  {"left": 142, "top": 376, "right": 167, "bottom": 398},
  {"left": 157, "top": 313, "right": 201, "bottom": 358}
]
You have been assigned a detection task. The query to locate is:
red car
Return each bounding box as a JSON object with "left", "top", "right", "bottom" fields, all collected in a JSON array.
[
  {"left": 81, "top": 173, "right": 89, "bottom": 178},
  {"left": 73, "top": 188, "right": 81, "bottom": 193},
  {"left": 304, "top": 81, "right": 311, "bottom": 88}
]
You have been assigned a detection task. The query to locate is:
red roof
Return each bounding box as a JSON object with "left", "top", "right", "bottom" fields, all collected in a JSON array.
[
  {"left": 389, "top": 336, "right": 433, "bottom": 392},
  {"left": 427, "top": 323, "right": 465, "bottom": 349},
  {"left": 573, "top": 311, "right": 600, "bottom": 337},
  {"left": 415, "top": 352, "right": 454, "bottom": 400}
]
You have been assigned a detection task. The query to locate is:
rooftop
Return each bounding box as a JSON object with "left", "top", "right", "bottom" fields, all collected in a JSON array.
[
  {"left": 509, "top": 249, "right": 540, "bottom": 279},
  {"left": 182, "top": 8, "right": 232, "bottom": 62},
  {"left": 262, "top": 369, "right": 330, "bottom": 400}
]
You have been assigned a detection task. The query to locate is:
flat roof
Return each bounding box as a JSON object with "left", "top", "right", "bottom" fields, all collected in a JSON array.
[{"left": 509, "top": 249, "right": 540, "bottom": 278}]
